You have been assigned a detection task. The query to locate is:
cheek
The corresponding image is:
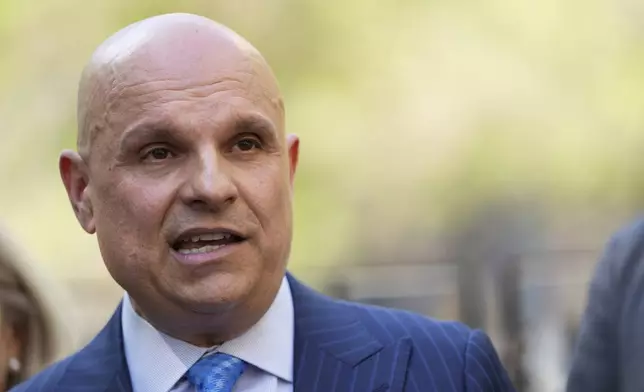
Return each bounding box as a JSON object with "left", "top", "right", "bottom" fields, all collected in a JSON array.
[
  {"left": 239, "top": 165, "right": 293, "bottom": 267},
  {"left": 92, "top": 175, "right": 174, "bottom": 243},
  {"left": 242, "top": 164, "right": 291, "bottom": 222},
  {"left": 92, "top": 175, "right": 178, "bottom": 283}
]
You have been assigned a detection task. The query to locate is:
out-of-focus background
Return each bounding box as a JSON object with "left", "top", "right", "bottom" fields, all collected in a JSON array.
[{"left": 2, "top": 1, "right": 644, "bottom": 390}]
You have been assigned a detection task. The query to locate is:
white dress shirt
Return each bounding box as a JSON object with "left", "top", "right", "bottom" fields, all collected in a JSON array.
[{"left": 121, "top": 277, "right": 294, "bottom": 392}]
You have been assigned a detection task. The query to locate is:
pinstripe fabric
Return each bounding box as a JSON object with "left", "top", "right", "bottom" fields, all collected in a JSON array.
[
  {"left": 289, "top": 275, "right": 514, "bottom": 392},
  {"left": 11, "top": 273, "right": 514, "bottom": 392},
  {"left": 9, "top": 302, "right": 132, "bottom": 392},
  {"left": 567, "top": 218, "right": 644, "bottom": 392}
]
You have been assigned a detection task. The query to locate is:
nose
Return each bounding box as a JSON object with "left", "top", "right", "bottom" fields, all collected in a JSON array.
[{"left": 180, "top": 147, "right": 238, "bottom": 212}]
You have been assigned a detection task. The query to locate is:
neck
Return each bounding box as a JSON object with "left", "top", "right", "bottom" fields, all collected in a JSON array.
[
  {"left": 128, "top": 293, "right": 277, "bottom": 348},
  {"left": 129, "top": 300, "right": 245, "bottom": 347}
]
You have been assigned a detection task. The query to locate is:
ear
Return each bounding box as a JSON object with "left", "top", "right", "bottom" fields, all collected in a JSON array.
[
  {"left": 285, "top": 134, "right": 299, "bottom": 188},
  {"left": 59, "top": 150, "right": 96, "bottom": 234}
]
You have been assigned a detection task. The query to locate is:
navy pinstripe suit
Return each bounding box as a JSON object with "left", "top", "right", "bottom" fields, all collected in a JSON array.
[{"left": 12, "top": 274, "right": 514, "bottom": 392}]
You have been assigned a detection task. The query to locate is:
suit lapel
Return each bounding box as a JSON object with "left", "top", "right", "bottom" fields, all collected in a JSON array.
[
  {"left": 51, "top": 276, "right": 411, "bottom": 392},
  {"left": 54, "top": 304, "right": 133, "bottom": 392},
  {"left": 289, "top": 274, "right": 411, "bottom": 392}
]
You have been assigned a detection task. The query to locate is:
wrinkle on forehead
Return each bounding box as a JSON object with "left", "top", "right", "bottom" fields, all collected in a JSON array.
[{"left": 76, "top": 13, "right": 284, "bottom": 159}]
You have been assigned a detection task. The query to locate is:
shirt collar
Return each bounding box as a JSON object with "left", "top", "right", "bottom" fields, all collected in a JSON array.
[{"left": 122, "top": 276, "right": 294, "bottom": 392}]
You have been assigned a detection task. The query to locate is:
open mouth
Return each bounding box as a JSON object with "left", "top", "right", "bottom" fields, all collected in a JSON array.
[{"left": 172, "top": 231, "right": 246, "bottom": 255}]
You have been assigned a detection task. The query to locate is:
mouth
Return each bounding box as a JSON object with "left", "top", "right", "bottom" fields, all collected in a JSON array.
[{"left": 171, "top": 229, "right": 246, "bottom": 255}]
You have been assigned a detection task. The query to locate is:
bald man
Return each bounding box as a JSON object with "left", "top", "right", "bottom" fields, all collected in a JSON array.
[{"left": 11, "top": 14, "right": 514, "bottom": 392}]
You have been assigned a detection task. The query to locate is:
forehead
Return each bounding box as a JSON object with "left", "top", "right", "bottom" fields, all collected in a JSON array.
[{"left": 92, "top": 32, "right": 283, "bottom": 144}]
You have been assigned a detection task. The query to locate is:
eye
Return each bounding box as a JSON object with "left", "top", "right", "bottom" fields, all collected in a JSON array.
[
  {"left": 234, "top": 137, "right": 262, "bottom": 152},
  {"left": 142, "top": 147, "right": 175, "bottom": 161}
]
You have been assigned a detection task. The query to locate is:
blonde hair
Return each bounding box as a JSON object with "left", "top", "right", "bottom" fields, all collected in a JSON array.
[{"left": 0, "top": 227, "right": 71, "bottom": 385}]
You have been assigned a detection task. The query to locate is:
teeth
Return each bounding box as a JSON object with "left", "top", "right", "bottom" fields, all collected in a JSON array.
[
  {"left": 201, "top": 233, "right": 229, "bottom": 241},
  {"left": 184, "top": 233, "right": 232, "bottom": 242},
  {"left": 177, "top": 244, "right": 223, "bottom": 255}
]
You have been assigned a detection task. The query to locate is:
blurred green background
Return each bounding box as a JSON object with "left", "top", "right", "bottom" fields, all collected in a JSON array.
[{"left": 3, "top": 1, "right": 644, "bottom": 390}]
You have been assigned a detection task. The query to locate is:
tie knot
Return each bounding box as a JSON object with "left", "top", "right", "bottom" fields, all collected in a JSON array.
[{"left": 187, "top": 352, "right": 247, "bottom": 392}]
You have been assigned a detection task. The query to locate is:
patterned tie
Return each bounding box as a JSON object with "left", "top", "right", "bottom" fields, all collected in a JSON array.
[{"left": 187, "top": 352, "right": 247, "bottom": 392}]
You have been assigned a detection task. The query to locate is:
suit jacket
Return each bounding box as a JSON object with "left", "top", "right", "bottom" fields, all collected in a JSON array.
[
  {"left": 568, "top": 218, "right": 644, "bottom": 392},
  {"left": 12, "top": 274, "right": 514, "bottom": 392}
]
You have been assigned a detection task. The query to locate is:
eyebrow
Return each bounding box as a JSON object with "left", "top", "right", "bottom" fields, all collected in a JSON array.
[
  {"left": 115, "top": 119, "right": 183, "bottom": 160},
  {"left": 116, "top": 113, "right": 279, "bottom": 155},
  {"left": 234, "top": 113, "right": 279, "bottom": 140}
]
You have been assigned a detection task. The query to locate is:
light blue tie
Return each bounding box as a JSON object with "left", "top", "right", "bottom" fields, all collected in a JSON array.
[{"left": 187, "top": 352, "right": 247, "bottom": 392}]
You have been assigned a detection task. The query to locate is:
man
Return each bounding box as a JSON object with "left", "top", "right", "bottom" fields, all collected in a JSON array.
[
  {"left": 567, "top": 219, "right": 644, "bottom": 391},
  {"left": 12, "top": 13, "right": 514, "bottom": 392}
]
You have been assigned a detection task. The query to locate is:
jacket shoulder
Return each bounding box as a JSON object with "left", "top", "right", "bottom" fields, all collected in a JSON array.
[
  {"left": 606, "top": 217, "right": 644, "bottom": 269},
  {"left": 9, "top": 355, "right": 75, "bottom": 392},
  {"left": 344, "top": 301, "right": 515, "bottom": 390},
  {"left": 347, "top": 300, "right": 473, "bottom": 352}
]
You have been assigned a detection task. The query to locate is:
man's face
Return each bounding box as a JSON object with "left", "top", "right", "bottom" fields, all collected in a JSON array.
[{"left": 66, "top": 36, "right": 299, "bottom": 329}]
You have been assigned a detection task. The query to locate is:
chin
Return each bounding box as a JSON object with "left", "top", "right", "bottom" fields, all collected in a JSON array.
[{"left": 169, "top": 272, "right": 255, "bottom": 314}]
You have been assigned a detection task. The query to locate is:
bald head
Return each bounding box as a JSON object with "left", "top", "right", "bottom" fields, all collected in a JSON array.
[
  {"left": 61, "top": 13, "right": 300, "bottom": 347},
  {"left": 77, "top": 13, "right": 284, "bottom": 158}
]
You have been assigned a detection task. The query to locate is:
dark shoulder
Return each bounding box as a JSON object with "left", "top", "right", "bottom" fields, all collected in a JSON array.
[
  {"left": 341, "top": 299, "right": 473, "bottom": 352},
  {"left": 9, "top": 356, "right": 75, "bottom": 392},
  {"left": 607, "top": 217, "right": 644, "bottom": 262},
  {"left": 593, "top": 217, "right": 644, "bottom": 289}
]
